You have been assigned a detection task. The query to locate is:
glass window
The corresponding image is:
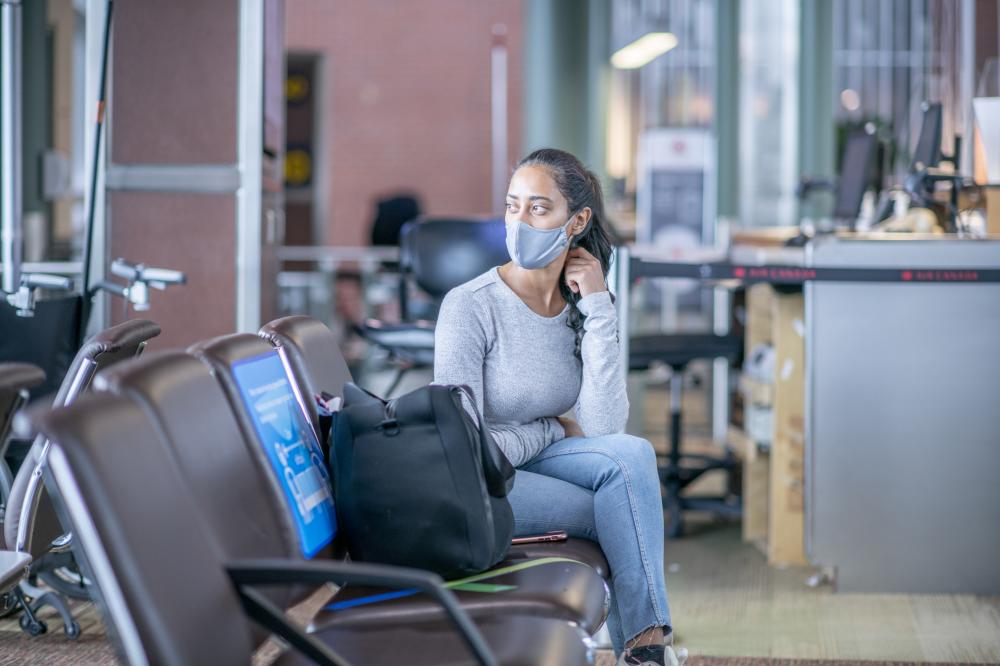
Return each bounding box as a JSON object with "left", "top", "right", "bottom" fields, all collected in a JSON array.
[{"left": 832, "top": 0, "right": 972, "bottom": 186}]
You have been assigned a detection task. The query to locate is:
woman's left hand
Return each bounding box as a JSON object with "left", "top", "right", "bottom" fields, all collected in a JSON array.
[
  {"left": 557, "top": 416, "right": 584, "bottom": 439},
  {"left": 564, "top": 247, "right": 606, "bottom": 297}
]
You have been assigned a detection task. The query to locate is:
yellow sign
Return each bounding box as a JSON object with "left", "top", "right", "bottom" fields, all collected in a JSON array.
[
  {"left": 286, "top": 75, "right": 310, "bottom": 103},
  {"left": 285, "top": 149, "right": 312, "bottom": 186}
]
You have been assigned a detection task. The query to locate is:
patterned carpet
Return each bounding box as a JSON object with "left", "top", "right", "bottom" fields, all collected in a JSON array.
[{"left": 0, "top": 599, "right": 116, "bottom": 665}]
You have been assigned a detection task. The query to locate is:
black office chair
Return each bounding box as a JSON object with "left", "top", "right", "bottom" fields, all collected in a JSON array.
[
  {"left": 797, "top": 125, "right": 878, "bottom": 228},
  {"left": 371, "top": 194, "right": 422, "bottom": 247},
  {"left": 359, "top": 217, "right": 509, "bottom": 397},
  {"left": 36, "top": 390, "right": 592, "bottom": 666},
  {"left": 630, "top": 333, "right": 743, "bottom": 538}
]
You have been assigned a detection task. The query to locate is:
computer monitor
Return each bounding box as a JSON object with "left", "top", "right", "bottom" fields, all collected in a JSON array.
[
  {"left": 833, "top": 127, "right": 878, "bottom": 223},
  {"left": 231, "top": 350, "right": 337, "bottom": 558},
  {"left": 910, "top": 101, "right": 942, "bottom": 171}
]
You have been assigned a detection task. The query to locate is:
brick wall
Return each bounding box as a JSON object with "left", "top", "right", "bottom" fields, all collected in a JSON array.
[{"left": 285, "top": 0, "right": 524, "bottom": 246}]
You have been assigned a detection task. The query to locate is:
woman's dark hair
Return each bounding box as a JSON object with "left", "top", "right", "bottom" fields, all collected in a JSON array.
[{"left": 514, "top": 148, "right": 616, "bottom": 359}]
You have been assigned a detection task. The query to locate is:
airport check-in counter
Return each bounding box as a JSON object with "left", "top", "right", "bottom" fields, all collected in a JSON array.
[{"left": 732, "top": 234, "right": 1000, "bottom": 593}]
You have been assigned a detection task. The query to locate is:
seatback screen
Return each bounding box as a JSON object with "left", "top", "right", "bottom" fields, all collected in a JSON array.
[{"left": 231, "top": 351, "right": 336, "bottom": 558}]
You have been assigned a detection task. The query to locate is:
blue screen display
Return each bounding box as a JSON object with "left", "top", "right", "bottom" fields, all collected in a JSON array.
[{"left": 231, "top": 351, "right": 336, "bottom": 558}]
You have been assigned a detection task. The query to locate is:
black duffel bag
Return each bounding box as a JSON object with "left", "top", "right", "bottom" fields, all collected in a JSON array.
[{"left": 332, "top": 382, "right": 515, "bottom": 577}]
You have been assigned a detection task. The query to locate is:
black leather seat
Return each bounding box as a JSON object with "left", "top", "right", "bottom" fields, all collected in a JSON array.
[
  {"left": 503, "top": 538, "right": 609, "bottom": 581},
  {"left": 98, "top": 339, "right": 607, "bottom": 635},
  {"left": 629, "top": 333, "right": 743, "bottom": 538},
  {"left": 280, "top": 615, "right": 592, "bottom": 666},
  {"left": 94, "top": 351, "right": 303, "bottom": 639},
  {"left": 39, "top": 391, "right": 593, "bottom": 665},
  {"left": 629, "top": 334, "right": 743, "bottom": 372},
  {"left": 261, "top": 315, "right": 611, "bottom": 581},
  {"left": 310, "top": 554, "right": 602, "bottom": 631},
  {"left": 360, "top": 217, "right": 509, "bottom": 397},
  {"left": 192, "top": 333, "right": 608, "bottom": 633}
]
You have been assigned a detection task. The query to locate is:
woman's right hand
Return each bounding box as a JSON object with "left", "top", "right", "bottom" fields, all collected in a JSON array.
[{"left": 557, "top": 416, "right": 584, "bottom": 439}]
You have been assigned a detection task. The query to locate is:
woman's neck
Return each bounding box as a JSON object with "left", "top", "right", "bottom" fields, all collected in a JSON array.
[{"left": 498, "top": 260, "right": 567, "bottom": 317}]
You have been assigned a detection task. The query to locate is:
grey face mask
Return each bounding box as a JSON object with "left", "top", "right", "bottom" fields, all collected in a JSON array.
[{"left": 505, "top": 215, "right": 577, "bottom": 270}]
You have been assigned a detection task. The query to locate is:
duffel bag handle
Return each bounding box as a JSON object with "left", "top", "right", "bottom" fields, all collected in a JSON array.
[{"left": 453, "top": 385, "right": 515, "bottom": 497}]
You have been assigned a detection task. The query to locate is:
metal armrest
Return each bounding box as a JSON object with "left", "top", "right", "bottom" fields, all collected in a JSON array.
[
  {"left": 226, "top": 558, "right": 496, "bottom": 666},
  {"left": 236, "top": 585, "right": 349, "bottom": 666}
]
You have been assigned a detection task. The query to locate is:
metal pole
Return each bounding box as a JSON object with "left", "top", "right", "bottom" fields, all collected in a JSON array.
[
  {"left": 1, "top": 0, "right": 23, "bottom": 294},
  {"left": 236, "top": 0, "right": 264, "bottom": 332},
  {"left": 490, "top": 24, "right": 509, "bottom": 212},
  {"left": 958, "top": 0, "right": 975, "bottom": 177},
  {"left": 80, "top": 0, "right": 113, "bottom": 314}
]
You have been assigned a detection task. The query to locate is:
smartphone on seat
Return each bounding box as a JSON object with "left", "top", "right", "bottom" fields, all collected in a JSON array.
[{"left": 511, "top": 530, "right": 569, "bottom": 545}]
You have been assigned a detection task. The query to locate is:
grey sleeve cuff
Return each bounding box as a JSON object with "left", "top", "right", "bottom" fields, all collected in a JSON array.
[{"left": 577, "top": 290, "right": 614, "bottom": 318}]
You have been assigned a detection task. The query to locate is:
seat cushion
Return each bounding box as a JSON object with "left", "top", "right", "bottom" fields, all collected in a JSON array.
[
  {"left": 360, "top": 321, "right": 435, "bottom": 352},
  {"left": 629, "top": 333, "right": 742, "bottom": 370},
  {"left": 506, "top": 538, "right": 609, "bottom": 581},
  {"left": 0, "top": 550, "right": 30, "bottom": 592},
  {"left": 311, "top": 557, "right": 608, "bottom": 634},
  {"left": 278, "top": 615, "right": 591, "bottom": 666}
]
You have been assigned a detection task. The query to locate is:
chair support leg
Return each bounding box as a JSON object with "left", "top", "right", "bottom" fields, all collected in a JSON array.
[
  {"left": 384, "top": 366, "right": 408, "bottom": 398},
  {"left": 29, "top": 589, "right": 80, "bottom": 639}
]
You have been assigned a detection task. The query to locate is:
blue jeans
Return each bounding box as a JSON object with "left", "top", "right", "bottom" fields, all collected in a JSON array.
[{"left": 508, "top": 433, "right": 672, "bottom": 655}]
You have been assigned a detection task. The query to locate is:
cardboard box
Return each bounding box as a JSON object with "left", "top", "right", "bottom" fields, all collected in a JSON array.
[
  {"left": 768, "top": 291, "right": 808, "bottom": 567},
  {"left": 987, "top": 187, "right": 1000, "bottom": 237}
]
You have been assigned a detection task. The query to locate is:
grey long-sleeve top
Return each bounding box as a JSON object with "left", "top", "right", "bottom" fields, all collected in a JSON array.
[{"left": 433, "top": 267, "right": 629, "bottom": 468}]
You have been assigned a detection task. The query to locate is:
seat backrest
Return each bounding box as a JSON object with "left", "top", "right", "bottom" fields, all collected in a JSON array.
[
  {"left": 910, "top": 100, "right": 943, "bottom": 171},
  {"left": 95, "top": 351, "right": 297, "bottom": 561},
  {"left": 94, "top": 350, "right": 300, "bottom": 626},
  {"left": 38, "top": 392, "right": 254, "bottom": 666},
  {"left": 186, "top": 334, "right": 338, "bottom": 564},
  {"left": 401, "top": 218, "right": 509, "bottom": 301},
  {"left": 54, "top": 319, "right": 162, "bottom": 407},
  {"left": 259, "top": 315, "right": 354, "bottom": 427},
  {"left": 371, "top": 193, "right": 421, "bottom": 246}
]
